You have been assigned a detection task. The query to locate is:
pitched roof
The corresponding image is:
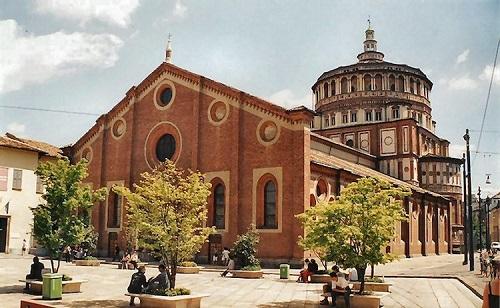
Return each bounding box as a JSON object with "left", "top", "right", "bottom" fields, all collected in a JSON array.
[
  {"left": 310, "top": 149, "right": 447, "bottom": 200},
  {"left": 0, "top": 133, "right": 62, "bottom": 158}
]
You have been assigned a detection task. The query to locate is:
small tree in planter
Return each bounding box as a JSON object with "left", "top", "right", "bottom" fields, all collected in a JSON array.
[
  {"left": 114, "top": 161, "right": 215, "bottom": 289},
  {"left": 297, "top": 177, "right": 410, "bottom": 293},
  {"left": 32, "top": 159, "right": 106, "bottom": 273},
  {"left": 232, "top": 225, "right": 261, "bottom": 271}
]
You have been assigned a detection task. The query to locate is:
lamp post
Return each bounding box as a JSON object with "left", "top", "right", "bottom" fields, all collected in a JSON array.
[
  {"left": 462, "top": 154, "right": 468, "bottom": 265},
  {"left": 478, "top": 187, "right": 483, "bottom": 251},
  {"left": 486, "top": 197, "right": 491, "bottom": 250},
  {"left": 464, "top": 129, "right": 474, "bottom": 271}
]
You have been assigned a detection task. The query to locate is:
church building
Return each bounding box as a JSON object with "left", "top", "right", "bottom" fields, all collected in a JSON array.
[{"left": 69, "top": 27, "right": 463, "bottom": 265}]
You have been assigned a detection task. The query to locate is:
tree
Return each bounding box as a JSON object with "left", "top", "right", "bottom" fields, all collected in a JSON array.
[
  {"left": 32, "top": 159, "right": 106, "bottom": 273},
  {"left": 114, "top": 161, "right": 215, "bottom": 289},
  {"left": 297, "top": 177, "right": 410, "bottom": 293},
  {"left": 232, "top": 225, "right": 261, "bottom": 270}
]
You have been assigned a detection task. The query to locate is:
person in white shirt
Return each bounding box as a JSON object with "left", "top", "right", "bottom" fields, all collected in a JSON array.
[
  {"left": 221, "top": 255, "right": 235, "bottom": 277},
  {"left": 348, "top": 268, "right": 358, "bottom": 281},
  {"left": 221, "top": 247, "right": 230, "bottom": 265}
]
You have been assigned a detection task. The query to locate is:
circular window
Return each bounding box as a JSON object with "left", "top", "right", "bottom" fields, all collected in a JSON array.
[
  {"left": 346, "top": 139, "right": 354, "bottom": 147},
  {"left": 404, "top": 166, "right": 409, "bottom": 172},
  {"left": 384, "top": 136, "right": 393, "bottom": 146},
  {"left": 360, "top": 139, "right": 369, "bottom": 149},
  {"left": 257, "top": 120, "right": 280, "bottom": 145},
  {"left": 81, "top": 147, "right": 92, "bottom": 163},
  {"left": 155, "top": 134, "right": 176, "bottom": 162},
  {"left": 112, "top": 119, "right": 126, "bottom": 139},
  {"left": 208, "top": 100, "right": 229, "bottom": 125},
  {"left": 159, "top": 88, "right": 173, "bottom": 107}
]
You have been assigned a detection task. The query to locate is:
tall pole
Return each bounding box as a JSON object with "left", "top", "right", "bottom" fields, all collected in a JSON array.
[
  {"left": 462, "top": 154, "right": 468, "bottom": 264},
  {"left": 486, "top": 197, "right": 491, "bottom": 250},
  {"left": 464, "top": 129, "right": 474, "bottom": 271},
  {"left": 478, "top": 187, "right": 483, "bottom": 251}
]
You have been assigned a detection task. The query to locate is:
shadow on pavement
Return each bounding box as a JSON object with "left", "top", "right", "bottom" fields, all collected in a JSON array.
[
  {"left": 257, "top": 300, "right": 324, "bottom": 307},
  {"left": 0, "top": 284, "right": 27, "bottom": 294}
]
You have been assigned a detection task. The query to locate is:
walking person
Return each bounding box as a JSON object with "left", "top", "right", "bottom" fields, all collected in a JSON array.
[
  {"left": 221, "top": 247, "right": 230, "bottom": 266},
  {"left": 21, "top": 239, "right": 27, "bottom": 256},
  {"left": 221, "top": 254, "right": 235, "bottom": 277}
]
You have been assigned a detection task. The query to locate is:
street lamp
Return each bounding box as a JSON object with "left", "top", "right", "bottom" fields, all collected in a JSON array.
[
  {"left": 463, "top": 129, "right": 474, "bottom": 271},
  {"left": 478, "top": 186, "right": 483, "bottom": 251}
]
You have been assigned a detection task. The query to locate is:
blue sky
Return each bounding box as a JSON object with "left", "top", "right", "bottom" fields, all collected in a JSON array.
[{"left": 0, "top": 0, "right": 499, "bottom": 195}]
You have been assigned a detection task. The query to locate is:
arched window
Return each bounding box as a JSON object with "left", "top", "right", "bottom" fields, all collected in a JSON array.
[
  {"left": 363, "top": 74, "right": 371, "bottom": 91},
  {"left": 410, "top": 78, "right": 415, "bottom": 94},
  {"left": 316, "top": 179, "right": 328, "bottom": 199},
  {"left": 213, "top": 184, "right": 225, "bottom": 229},
  {"left": 398, "top": 76, "right": 405, "bottom": 92},
  {"left": 375, "top": 74, "right": 383, "bottom": 90},
  {"left": 389, "top": 75, "right": 396, "bottom": 91},
  {"left": 340, "top": 78, "right": 348, "bottom": 94},
  {"left": 351, "top": 76, "right": 358, "bottom": 92},
  {"left": 264, "top": 181, "right": 277, "bottom": 228},
  {"left": 324, "top": 83, "right": 329, "bottom": 98},
  {"left": 416, "top": 80, "right": 421, "bottom": 96},
  {"left": 331, "top": 80, "right": 336, "bottom": 95},
  {"left": 107, "top": 191, "right": 121, "bottom": 228}
]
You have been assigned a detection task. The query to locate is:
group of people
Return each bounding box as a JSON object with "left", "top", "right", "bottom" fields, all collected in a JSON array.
[
  {"left": 481, "top": 249, "right": 500, "bottom": 308},
  {"left": 127, "top": 264, "right": 169, "bottom": 306},
  {"left": 297, "top": 259, "right": 357, "bottom": 307},
  {"left": 121, "top": 250, "right": 141, "bottom": 270},
  {"left": 63, "top": 245, "right": 89, "bottom": 263},
  {"left": 480, "top": 249, "right": 499, "bottom": 278}
]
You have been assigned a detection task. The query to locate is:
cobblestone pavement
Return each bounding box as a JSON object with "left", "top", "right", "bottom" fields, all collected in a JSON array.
[{"left": 0, "top": 256, "right": 482, "bottom": 308}]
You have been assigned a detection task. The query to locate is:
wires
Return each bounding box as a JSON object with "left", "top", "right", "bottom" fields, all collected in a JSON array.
[
  {"left": 474, "top": 38, "right": 500, "bottom": 160},
  {"left": 0, "top": 105, "right": 100, "bottom": 117}
]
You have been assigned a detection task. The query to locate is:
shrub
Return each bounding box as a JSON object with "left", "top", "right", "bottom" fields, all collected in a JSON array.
[
  {"left": 241, "top": 264, "right": 261, "bottom": 271},
  {"left": 147, "top": 287, "right": 191, "bottom": 296},
  {"left": 232, "top": 225, "right": 260, "bottom": 270},
  {"left": 364, "top": 276, "right": 384, "bottom": 283},
  {"left": 62, "top": 274, "right": 72, "bottom": 281},
  {"left": 83, "top": 256, "right": 98, "bottom": 260},
  {"left": 179, "top": 261, "right": 197, "bottom": 267}
]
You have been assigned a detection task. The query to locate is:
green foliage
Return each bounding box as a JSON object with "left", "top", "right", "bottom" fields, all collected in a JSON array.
[
  {"left": 32, "top": 158, "right": 106, "bottom": 273},
  {"left": 83, "top": 256, "right": 98, "bottom": 260},
  {"left": 147, "top": 287, "right": 191, "bottom": 296},
  {"left": 241, "top": 264, "right": 262, "bottom": 271},
  {"left": 296, "top": 177, "right": 410, "bottom": 293},
  {"left": 232, "top": 225, "right": 260, "bottom": 269},
  {"left": 114, "top": 161, "right": 215, "bottom": 289},
  {"left": 364, "top": 276, "right": 385, "bottom": 283},
  {"left": 179, "top": 261, "right": 197, "bottom": 267}
]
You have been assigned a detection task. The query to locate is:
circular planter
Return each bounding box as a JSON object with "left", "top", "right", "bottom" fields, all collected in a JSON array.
[
  {"left": 352, "top": 281, "right": 392, "bottom": 292},
  {"left": 75, "top": 259, "right": 100, "bottom": 266},
  {"left": 177, "top": 266, "right": 201, "bottom": 274},
  {"left": 310, "top": 274, "right": 331, "bottom": 283},
  {"left": 126, "top": 293, "right": 209, "bottom": 308},
  {"left": 230, "top": 270, "right": 263, "bottom": 279}
]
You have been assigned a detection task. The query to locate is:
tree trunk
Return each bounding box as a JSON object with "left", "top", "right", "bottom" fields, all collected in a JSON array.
[
  {"left": 50, "top": 255, "right": 56, "bottom": 274},
  {"left": 356, "top": 266, "right": 367, "bottom": 294},
  {"left": 55, "top": 253, "right": 61, "bottom": 273},
  {"left": 370, "top": 263, "right": 374, "bottom": 278}
]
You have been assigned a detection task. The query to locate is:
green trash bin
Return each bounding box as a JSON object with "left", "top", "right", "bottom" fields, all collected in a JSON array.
[
  {"left": 279, "top": 264, "right": 290, "bottom": 279},
  {"left": 42, "top": 273, "right": 62, "bottom": 300}
]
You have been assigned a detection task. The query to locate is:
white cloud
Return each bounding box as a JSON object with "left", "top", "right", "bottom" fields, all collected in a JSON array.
[
  {"left": 267, "top": 89, "right": 311, "bottom": 109},
  {"left": 33, "top": 0, "right": 140, "bottom": 27},
  {"left": 173, "top": 0, "right": 187, "bottom": 18},
  {"left": 456, "top": 49, "right": 470, "bottom": 64},
  {"left": 0, "top": 19, "right": 123, "bottom": 94},
  {"left": 446, "top": 75, "right": 478, "bottom": 90},
  {"left": 7, "top": 122, "right": 26, "bottom": 135},
  {"left": 479, "top": 64, "right": 500, "bottom": 86}
]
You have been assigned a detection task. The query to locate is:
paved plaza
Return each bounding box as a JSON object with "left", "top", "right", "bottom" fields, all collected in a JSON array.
[{"left": 0, "top": 255, "right": 483, "bottom": 308}]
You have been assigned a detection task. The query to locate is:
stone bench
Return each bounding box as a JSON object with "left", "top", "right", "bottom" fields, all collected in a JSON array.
[
  {"left": 125, "top": 293, "right": 209, "bottom": 308},
  {"left": 321, "top": 291, "right": 388, "bottom": 308},
  {"left": 229, "top": 270, "right": 263, "bottom": 279},
  {"left": 351, "top": 281, "right": 392, "bottom": 292},
  {"left": 116, "top": 262, "right": 147, "bottom": 269},
  {"left": 20, "top": 279, "right": 88, "bottom": 294},
  {"left": 310, "top": 274, "right": 331, "bottom": 283}
]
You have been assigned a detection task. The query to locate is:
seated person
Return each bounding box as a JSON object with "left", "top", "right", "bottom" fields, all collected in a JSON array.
[
  {"left": 129, "top": 250, "right": 140, "bottom": 270},
  {"left": 121, "top": 251, "right": 131, "bottom": 270},
  {"left": 301, "top": 258, "right": 318, "bottom": 283},
  {"left": 331, "top": 272, "right": 351, "bottom": 308},
  {"left": 127, "top": 265, "right": 147, "bottom": 306},
  {"left": 24, "top": 256, "right": 45, "bottom": 290},
  {"left": 320, "top": 271, "right": 337, "bottom": 305},
  {"left": 145, "top": 264, "right": 169, "bottom": 293},
  {"left": 297, "top": 259, "right": 310, "bottom": 282},
  {"left": 221, "top": 255, "right": 235, "bottom": 277}
]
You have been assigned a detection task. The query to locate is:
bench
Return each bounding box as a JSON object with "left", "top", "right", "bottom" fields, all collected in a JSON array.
[
  {"left": 117, "top": 262, "right": 147, "bottom": 269},
  {"left": 310, "top": 274, "right": 331, "bottom": 283},
  {"left": 321, "top": 291, "right": 388, "bottom": 308},
  {"left": 125, "top": 293, "right": 209, "bottom": 308},
  {"left": 20, "top": 279, "right": 88, "bottom": 294}
]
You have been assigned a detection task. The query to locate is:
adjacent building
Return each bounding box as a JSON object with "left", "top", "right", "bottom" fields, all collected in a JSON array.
[
  {"left": 68, "top": 27, "right": 462, "bottom": 265},
  {"left": 0, "top": 133, "right": 61, "bottom": 254}
]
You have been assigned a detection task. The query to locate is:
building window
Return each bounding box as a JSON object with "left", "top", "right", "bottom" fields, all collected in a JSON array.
[
  {"left": 392, "top": 107, "right": 400, "bottom": 119},
  {"left": 156, "top": 134, "right": 176, "bottom": 162},
  {"left": 108, "top": 191, "right": 121, "bottom": 228},
  {"left": 324, "top": 117, "right": 329, "bottom": 127},
  {"left": 364, "top": 75, "right": 371, "bottom": 91},
  {"left": 342, "top": 113, "right": 348, "bottom": 124},
  {"left": 263, "top": 181, "right": 277, "bottom": 229},
  {"left": 340, "top": 78, "right": 348, "bottom": 94},
  {"left": 324, "top": 83, "right": 329, "bottom": 98},
  {"left": 0, "top": 167, "right": 7, "bottom": 191},
  {"left": 159, "top": 88, "right": 173, "bottom": 106},
  {"left": 418, "top": 113, "right": 423, "bottom": 124},
  {"left": 36, "top": 175, "right": 44, "bottom": 194},
  {"left": 351, "top": 112, "right": 357, "bottom": 123},
  {"left": 213, "top": 184, "right": 225, "bottom": 229},
  {"left": 13, "top": 169, "right": 22, "bottom": 190},
  {"left": 346, "top": 139, "right": 354, "bottom": 147},
  {"left": 331, "top": 81, "right": 336, "bottom": 95},
  {"left": 375, "top": 110, "right": 382, "bottom": 121},
  {"left": 365, "top": 110, "right": 372, "bottom": 122},
  {"left": 331, "top": 114, "right": 335, "bottom": 126}
]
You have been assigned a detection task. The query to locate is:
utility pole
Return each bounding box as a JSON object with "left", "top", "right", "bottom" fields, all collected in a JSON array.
[
  {"left": 462, "top": 153, "right": 468, "bottom": 265},
  {"left": 464, "top": 129, "right": 474, "bottom": 271},
  {"left": 486, "top": 197, "right": 491, "bottom": 250},
  {"left": 478, "top": 186, "right": 483, "bottom": 251}
]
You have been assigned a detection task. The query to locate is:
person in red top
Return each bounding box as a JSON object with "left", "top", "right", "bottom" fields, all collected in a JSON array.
[{"left": 483, "top": 276, "right": 499, "bottom": 308}]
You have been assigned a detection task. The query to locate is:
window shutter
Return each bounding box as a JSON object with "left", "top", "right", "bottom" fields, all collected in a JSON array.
[
  {"left": 0, "top": 167, "right": 7, "bottom": 191},
  {"left": 13, "top": 169, "right": 22, "bottom": 190}
]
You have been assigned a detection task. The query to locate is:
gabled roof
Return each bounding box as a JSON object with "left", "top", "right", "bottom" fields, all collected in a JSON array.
[
  {"left": 311, "top": 149, "right": 447, "bottom": 200},
  {"left": 0, "top": 133, "right": 62, "bottom": 158}
]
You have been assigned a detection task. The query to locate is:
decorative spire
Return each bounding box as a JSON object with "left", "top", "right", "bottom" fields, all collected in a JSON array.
[
  {"left": 367, "top": 15, "right": 371, "bottom": 30},
  {"left": 165, "top": 33, "right": 173, "bottom": 63},
  {"left": 357, "top": 20, "right": 384, "bottom": 63}
]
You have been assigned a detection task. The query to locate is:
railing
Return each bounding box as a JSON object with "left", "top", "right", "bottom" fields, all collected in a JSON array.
[{"left": 316, "top": 90, "right": 430, "bottom": 109}]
